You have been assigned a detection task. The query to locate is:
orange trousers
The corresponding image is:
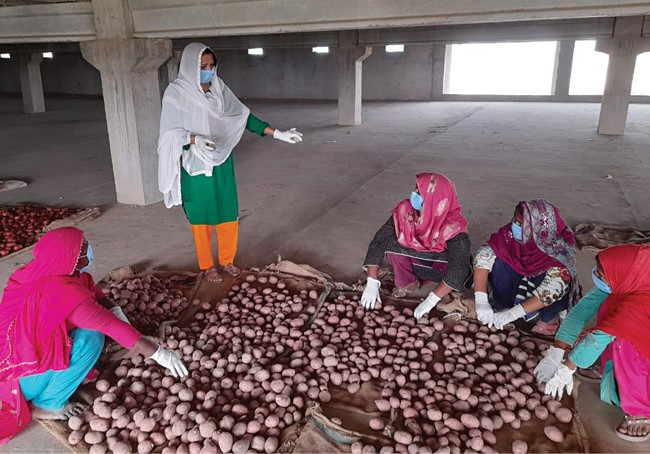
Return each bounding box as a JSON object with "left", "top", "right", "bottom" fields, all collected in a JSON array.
[{"left": 190, "top": 221, "right": 239, "bottom": 270}]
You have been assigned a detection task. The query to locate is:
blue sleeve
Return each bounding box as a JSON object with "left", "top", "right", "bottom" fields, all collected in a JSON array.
[
  {"left": 555, "top": 287, "right": 608, "bottom": 346},
  {"left": 568, "top": 330, "right": 614, "bottom": 368}
]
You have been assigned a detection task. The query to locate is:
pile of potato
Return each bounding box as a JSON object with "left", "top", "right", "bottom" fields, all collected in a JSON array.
[
  {"left": 108, "top": 275, "right": 190, "bottom": 336},
  {"left": 0, "top": 205, "right": 78, "bottom": 257},
  {"left": 71, "top": 274, "right": 573, "bottom": 453}
]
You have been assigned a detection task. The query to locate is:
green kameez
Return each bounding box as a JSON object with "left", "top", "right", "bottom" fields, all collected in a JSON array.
[{"left": 180, "top": 113, "right": 269, "bottom": 225}]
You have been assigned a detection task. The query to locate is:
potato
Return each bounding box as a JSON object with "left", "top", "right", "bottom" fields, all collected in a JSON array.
[
  {"left": 393, "top": 430, "right": 412, "bottom": 445},
  {"left": 90, "top": 417, "right": 110, "bottom": 432},
  {"left": 112, "top": 441, "right": 133, "bottom": 454},
  {"left": 179, "top": 389, "right": 194, "bottom": 402},
  {"left": 218, "top": 432, "right": 233, "bottom": 453},
  {"left": 556, "top": 407, "right": 573, "bottom": 423},
  {"left": 544, "top": 425, "right": 564, "bottom": 443},
  {"left": 89, "top": 445, "right": 108, "bottom": 454},
  {"left": 369, "top": 418, "right": 385, "bottom": 430},
  {"left": 68, "top": 430, "right": 84, "bottom": 445},
  {"left": 140, "top": 418, "right": 156, "bottom": 433},
  {"left": 460, "top": 414, "right": 480, "bottom": 429},
  {"left": 232, "top": 438, "right": 251, "bottom": 454},
  {"left": 85, "top": 431, "right": 106, "bottom": 444},
  {"left": 512, "top": 440, "right": 528, "bottom": 454},
  {"left": 264, "top": 436, "right": 279, "bottom": 453},
  {"left": 68, "top": 415, "right": 83, "bottom": 431},
  {"left": 138, "top": 440, "right": 154, "bottom": 454}
]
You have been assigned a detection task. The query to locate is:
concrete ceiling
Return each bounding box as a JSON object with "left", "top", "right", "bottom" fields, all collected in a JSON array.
[{"left": 1, "top": 0, "right": 86, "bottom": 6}]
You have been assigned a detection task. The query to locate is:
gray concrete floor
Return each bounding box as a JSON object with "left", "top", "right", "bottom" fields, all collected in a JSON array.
[{"left": 1, "top": 97, "right": 649, "bottom": 452}]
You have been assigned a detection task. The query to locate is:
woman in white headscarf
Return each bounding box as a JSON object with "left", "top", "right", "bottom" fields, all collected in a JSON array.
[{"left": 158, "top": 43, "right": 303, "bottom": 283}]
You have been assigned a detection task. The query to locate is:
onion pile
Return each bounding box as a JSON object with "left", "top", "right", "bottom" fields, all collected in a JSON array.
[
  {"left": 0, "top": 205, "right": 78, "bottom": 257},
  {"left": 73, "top": 274, "right": 572, "bottom": 453},
  {"left": 108, "top": 275, "right": 190, "bottom": 336}
]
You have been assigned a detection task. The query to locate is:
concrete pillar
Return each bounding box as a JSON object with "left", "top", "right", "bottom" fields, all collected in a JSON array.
[
  {"left": 81, "top": 0, "right": 171, "bottom": 205},
  {"left": 430, "top": 44, "right": 446, "bottom": 100},
  {"left": 338, "top": 31, "right": 372, "bottom": 126},
  {"left": 19, "top": 53, "right": 45, "bottom": 113},
  {"left": 552, "top": 40, "right": 575, "bottom": 100},
  {"left": 596, "top": 16, "right": 650, "bottom": 135},
  {"left": 159, "top": 50, "right": 182, "bottom": 99}
]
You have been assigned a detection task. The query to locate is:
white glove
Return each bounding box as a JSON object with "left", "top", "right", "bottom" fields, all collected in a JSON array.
[
  {"left": 195, "top": 135, "right": 216, "bottom": 153},
  {"left": 150, "top": 346, "right": 188, "bottom": 378},
  {"left": 361, "top": 277, "right": 381, "bottom": 310},
  {"left": 110, "top": 306, "right": 131, "bottom": 326},
  {"left": 544, "top": 363, "right": 575, "bottom": 400},
  {"left": 414, "top": 292, "right": 442, "bottom": 320},
  {"left": 273, "top": 128, "right": 303, "bottom": 144},
  {"left": 488, "top": 304, "right": 526, "bottom": 330},
  {"left": 474, "top": 291, "right": 494, "bottom": 325},
  {"left": 534, "top": 345, "right": 565, "bottom": 385}
]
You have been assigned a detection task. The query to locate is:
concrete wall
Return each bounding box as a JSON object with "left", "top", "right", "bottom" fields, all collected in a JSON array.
[
  {"left": 0, "top": 45, "right": 437, "bottom": 100},
  {"left": 0, "top": 52, "right": 101, "bottom": 96},
  {"left": 217, "top": 44, "right": 436, "bottom": 101}
]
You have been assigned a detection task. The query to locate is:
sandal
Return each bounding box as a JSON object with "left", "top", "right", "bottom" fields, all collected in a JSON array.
[
  {"left": 222, "top": 263, "right": 241, "bottom": 277},
  {"left": 616, "top": 414, "right": 650, "bottom": 442},
  {"left": 391, "top": 281, "right": 420, "bottom": 298},
  {"left": 203, "top": 266, "right": 223, "bottom": 283},
  {"left": 576, "top": 363, "right": 602, "bottom": 384}
]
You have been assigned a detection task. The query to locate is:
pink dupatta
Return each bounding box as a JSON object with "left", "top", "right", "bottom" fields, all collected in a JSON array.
[
  {"left": 392, "top": 173, "right": 468, "bottom": 253},
  {"left": 0, "top": 227, "right": 91, "bottom": 444}
]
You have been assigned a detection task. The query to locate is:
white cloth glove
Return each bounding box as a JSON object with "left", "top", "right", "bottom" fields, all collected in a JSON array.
[
  {"left": 110, "top": 306, "right": 131, "bottom": 326},
  {"left": 150, "top": 346, "right": 189, "bottom": 378},
  {"left": 474, "top": 291, "right": 494, "bottom": 325},
  {"left": 273, "top": 128, "right": 303, "bottom": 144},
  {"left": 361, "top": 277, "right": 381, "bottom": 310},
  {"left": 534, "top": 345, "right": 565, "bottom": 385},
  {"left": 195, "top": 135, "right": 216, "bottom": 153},
  {"left": 488, "top": 304, "right": 526, "bottom": 330},
  {"left": 414, "top": 292, "right": 442, "bottom": 320},
  {"left": 545, "top": 363, "right": 575, "bottom": 400}
]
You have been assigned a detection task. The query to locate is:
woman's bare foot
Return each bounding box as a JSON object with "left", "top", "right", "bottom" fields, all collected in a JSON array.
[
  {"left": 391, "top": 280, "right": 420, "bottom": 298},
  {"left": 31, "top": 402, "right": 87, "bottom": 420},
  {"left": 616, "top": 414, "right": 650, "bottom": 442},
  {"left": 222, "top": 263, "right": 241, "bottom": 277},
  {"left": 204, "top": 266, "right": 222, "bottom": 283}
]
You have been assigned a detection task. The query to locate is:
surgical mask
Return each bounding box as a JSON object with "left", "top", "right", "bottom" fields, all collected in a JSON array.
[
  {"left": 592, "top": 266, "right": 611, "bottom": 294},
  {"left": 200, "top": 68, "right": 216, "bottom": 84},
  {"left": 511, "top": 222, "right": 523, "bottom": 242},
  {"left": 410, "top": 191, "right": 423, "bottom": 211},
  {"left": 79, "top": 244, "right": 94, "bottom": 274}
]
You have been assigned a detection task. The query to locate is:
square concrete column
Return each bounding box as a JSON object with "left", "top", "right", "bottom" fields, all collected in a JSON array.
[
  {"left": 338, "top": 31, "right": 372, "bottom": 126},
  {"left": 430, "top": 44, "right": 446, "bottom": 101},
  {"left": 551, "top": 40, "right": 575, "bottom": 101},
  {"left": 81, "top": 39, "right": 172, "bottom": 205},
  {"left": 596, "top": 16, "right": 650, "bottom": 135},
  {"left": 19, "top": 53, "right": 45, "bottom": 113},
  {"left": 159, "top": 50, "right": 182, "bottom": 99}
]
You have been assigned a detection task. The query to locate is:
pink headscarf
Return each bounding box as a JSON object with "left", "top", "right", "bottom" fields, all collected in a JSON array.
[
  {"left": 392, "top": 173, "right": 469, "bottom": 253},
  {"left": 0, "top": 227, "right": 92, "bottom": 444}
]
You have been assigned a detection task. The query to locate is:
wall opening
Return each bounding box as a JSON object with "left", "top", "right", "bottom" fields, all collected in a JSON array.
[{"left": 444, "top": 41, "right": 558, "bottom": 95}]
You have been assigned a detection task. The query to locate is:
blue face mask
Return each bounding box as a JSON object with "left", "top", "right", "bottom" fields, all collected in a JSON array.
[
  {"left": 200, "top": 68, "right": 216, "bottom": 84},
  {"left": 79, "top": 243, "right": 94, "bottom": 274},
  {"left": 511, "top": 222, "right": 523, "bottom": 242},
  {"left": 592, "top": 266, "right": 611, "bottom": 294},
  {"left": 410, "top": 191, "right": 424, "bottom": 211}
]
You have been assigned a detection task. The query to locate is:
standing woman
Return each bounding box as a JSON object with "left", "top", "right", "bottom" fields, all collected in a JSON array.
[
  {"left": 0, "top": 227, "right": 186, "bottom": 444},
  {"left": 537, "top": 245, "right": 650, "bottom": 442},
  {"left": 473, "top": 199, "right": 580, "bottom": 335},
  {"left": 158, "top": 43, "right": 303, "bottom": 283},
  {"left": 360, "top": 173, "right": 473, "bottom": 319}
]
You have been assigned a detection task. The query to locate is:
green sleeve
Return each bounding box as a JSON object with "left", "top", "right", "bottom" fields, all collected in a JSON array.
[
  {"left": 568, "top": 330, "right": 614, "bottom": 368},
  {"left": 555, "top": 287, "right": 608, "bottom": 346},
  {"left": 246, "top": 113, "right": 270, "bottom": 136}
]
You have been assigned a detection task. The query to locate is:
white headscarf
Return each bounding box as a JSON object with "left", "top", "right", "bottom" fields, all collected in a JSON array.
[{"left": 157, "top": 43, "right": 250, "bottom": 208}]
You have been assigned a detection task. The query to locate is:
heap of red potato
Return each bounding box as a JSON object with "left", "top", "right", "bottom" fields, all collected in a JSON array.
[
  {"left": 108, "top": 275, "right": 190, "bottom": 336},
  {"left": 0, "top": 205, "right": 78, "bottom": 257},
  {"left": 70, "top": 274, "right": 573, "bottom": 454}
]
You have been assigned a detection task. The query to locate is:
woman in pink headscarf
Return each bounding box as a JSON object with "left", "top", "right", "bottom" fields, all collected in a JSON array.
[
  {"left": 361, "top": 173, "right": 472, "bottom": 319},
  {"left": 0, "top": 227, "right": 187, "bottom": 444}
]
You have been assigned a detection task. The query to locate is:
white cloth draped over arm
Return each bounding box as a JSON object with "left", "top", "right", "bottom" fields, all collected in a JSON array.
[{"left": 158, "top": 89, "right": 190, "bottom": 208}]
